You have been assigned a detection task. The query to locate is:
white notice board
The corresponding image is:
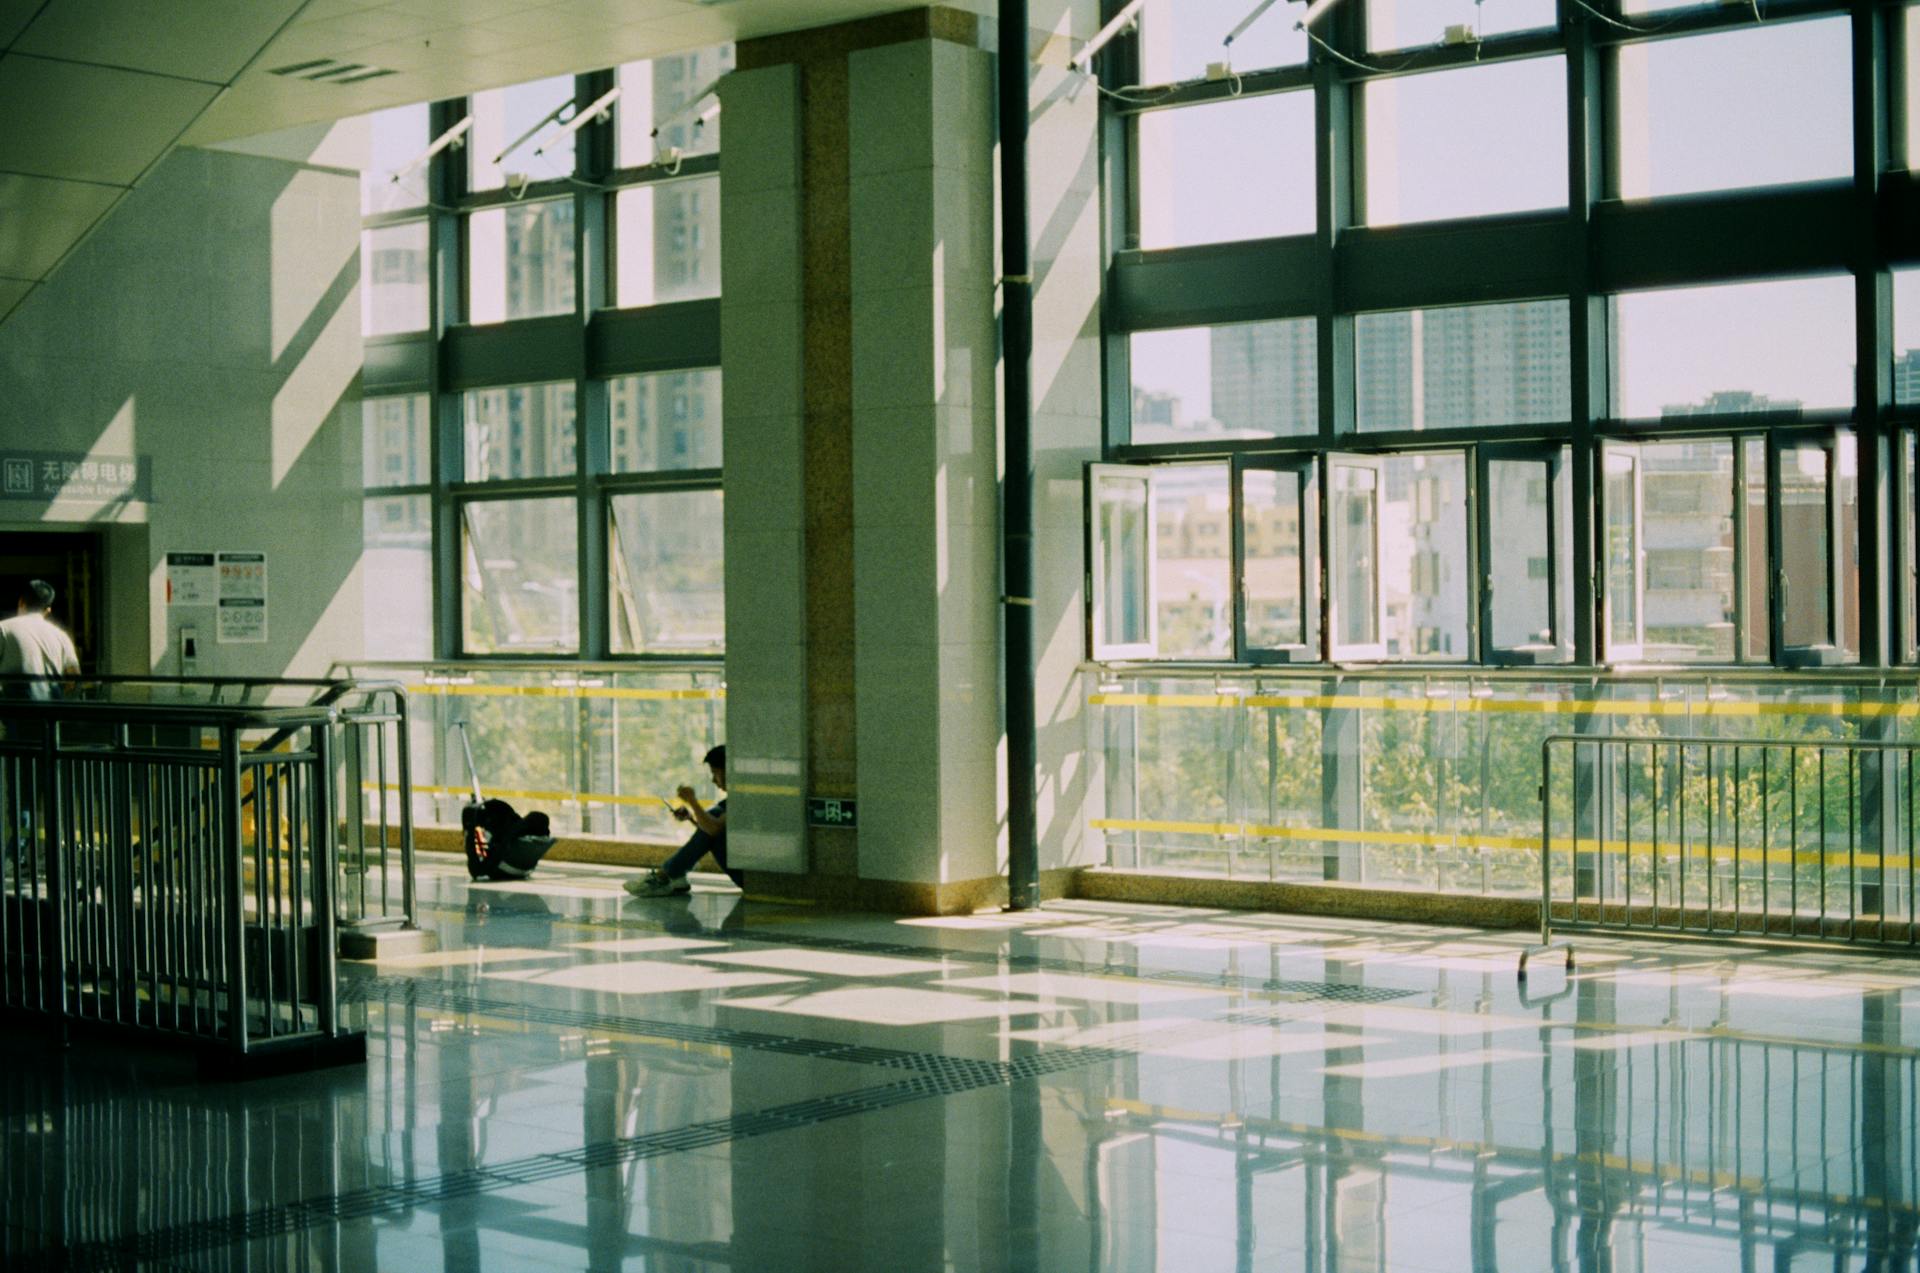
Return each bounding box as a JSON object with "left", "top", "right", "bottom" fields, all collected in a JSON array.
[{"left": 216, "top": 551, "right": 268, "bottom": 644}]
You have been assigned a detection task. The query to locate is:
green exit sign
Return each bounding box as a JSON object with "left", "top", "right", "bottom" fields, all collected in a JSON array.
[{"left": 807, "top": 796, "right": 857, "bottom": 828}]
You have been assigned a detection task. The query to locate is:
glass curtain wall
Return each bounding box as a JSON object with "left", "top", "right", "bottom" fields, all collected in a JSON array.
[
  {"left": 1098, "top": 0, "right": 1919, "bottom": 671},
  {"left": 356, "top": 47, "right": 729, "bottom": 662}
]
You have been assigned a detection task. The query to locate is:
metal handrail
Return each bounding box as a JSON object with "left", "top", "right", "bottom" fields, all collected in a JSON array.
[
  {"left": 1087, "top": 660, "right": 1920, "bottom": 687},
  {"left": 1527, "top": 730, "right": 1920, "bottom": 972}
]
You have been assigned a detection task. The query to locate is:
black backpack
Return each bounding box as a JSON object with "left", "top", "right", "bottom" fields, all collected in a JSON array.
[{"left": 462, "top": 798, "right": 556, "bottom": 881}]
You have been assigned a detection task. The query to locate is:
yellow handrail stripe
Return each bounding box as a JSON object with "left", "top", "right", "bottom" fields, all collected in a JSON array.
[
  {"left": 1091, "top": 817, "right": 1911, "bottom": 870},
  {"left": 412, "top": 683, "right": 723, "bottom": 702},
  {"left": 1090, "top": 692, "right": 1920, "bottom": 720},
  {"left": 371, "top": 782, "right": 673, "bottom": 809}
]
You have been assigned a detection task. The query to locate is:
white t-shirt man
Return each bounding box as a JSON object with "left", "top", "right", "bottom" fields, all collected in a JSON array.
[{"left": 0, "top": 612, "right": 79, "bottom": 699}]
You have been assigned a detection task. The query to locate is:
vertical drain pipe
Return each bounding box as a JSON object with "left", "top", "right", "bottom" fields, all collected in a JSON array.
[{"left": 1000, "top": 0, "right": 1040, "bottom": 911}]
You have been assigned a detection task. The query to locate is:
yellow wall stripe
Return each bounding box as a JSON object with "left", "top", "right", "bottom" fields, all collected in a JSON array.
[
  {"left": 413, "top": 683, "right": 723, "bottom": 702},
  {"left": 1090, "top": 817, "right": 1913, "bottom": 870},
  {"left": 1089, "top": 691, "right": 1920, "bottom": 721}
]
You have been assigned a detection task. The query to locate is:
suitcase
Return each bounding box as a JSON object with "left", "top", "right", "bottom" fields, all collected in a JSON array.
[{"left": 455, "top": 722, "right": 556, "bottom": 881}]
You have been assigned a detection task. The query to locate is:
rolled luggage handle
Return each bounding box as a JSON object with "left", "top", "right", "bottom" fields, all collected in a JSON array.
[{"left": 455, "top": 720, "right": 483, "bottom": 805}]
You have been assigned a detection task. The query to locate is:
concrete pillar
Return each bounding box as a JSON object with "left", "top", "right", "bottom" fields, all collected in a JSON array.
[{"left": 720, "top": 5, "right": 1101, "bottom": 912}]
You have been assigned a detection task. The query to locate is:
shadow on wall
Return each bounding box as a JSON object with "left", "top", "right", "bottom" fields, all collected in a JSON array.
[{"left": 0, "top": 143, "right": 366, "bottom": 681}]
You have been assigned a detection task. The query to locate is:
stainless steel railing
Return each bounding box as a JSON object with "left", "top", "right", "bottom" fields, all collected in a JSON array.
[
  {"left": 1536, "top": 732, "right": 1920, "bottom": 954},
  {"left": 0, "top": 697, "right": 363, "bottom": 1063},
  {"left": 2, "top": 673, "right": 421, "bottom": 944}
]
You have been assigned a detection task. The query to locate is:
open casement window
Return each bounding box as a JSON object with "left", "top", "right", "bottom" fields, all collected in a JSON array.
[
  {"left": 1599, "top": 444, "right": 1645, "bottom": 661},
  {"left": 1478, "top": 444, "right": 1573, "bottom": 665},
  {"left": 1899, "top": 431, "right": 1919, "bottom": 663},
  {"left": 1326, "top": 455, "right": 1387, "bottom": 660},
  {"left": 1769, "top": 430, "right": 1858, "bottom": 666},
  {"left": 1233, "top": 456, "right": 1320, "bottom": 663},
  {"left": 1087, "top": 464, "right": 1157, "bottom": 659}
]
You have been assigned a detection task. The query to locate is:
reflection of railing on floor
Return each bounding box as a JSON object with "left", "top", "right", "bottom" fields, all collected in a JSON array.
[
  {"left": 0, "top": 693, "right": 365, "bottom": 1066},
  {"left": 1101, "top": 1010, "right": 1918, "bottom": 1271},
  {"left": 1537, "top": 732, "right": 1919, "bottom": 953},
  {"left": 1090, "top": 666, "right": 1920, "bottom": 902}
]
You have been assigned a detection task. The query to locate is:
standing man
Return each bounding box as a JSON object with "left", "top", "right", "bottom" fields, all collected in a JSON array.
[
  {"left": 625, "top": 745, "right": 736, "bottom": 896},
  {"left": 0, "top": 580, "right": 80, "bottom": 699}
]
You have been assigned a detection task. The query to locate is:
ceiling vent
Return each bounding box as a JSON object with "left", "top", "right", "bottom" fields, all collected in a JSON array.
[{"left": 267, "top": 58, "right": 396, "bottom": 85}]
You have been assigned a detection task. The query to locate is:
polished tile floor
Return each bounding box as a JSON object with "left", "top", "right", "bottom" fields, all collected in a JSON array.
[{"left": 5, "top": 857, "right": 1919, "bottom": 1271}]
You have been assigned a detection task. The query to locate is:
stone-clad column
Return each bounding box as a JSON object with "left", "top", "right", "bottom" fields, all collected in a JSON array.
[{"left": 721, "top": 5, "right": 1101, "bottom": 910}]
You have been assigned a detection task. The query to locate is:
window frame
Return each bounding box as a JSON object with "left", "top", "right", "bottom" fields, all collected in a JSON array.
[
  {"left": 1476, "top": 442, "right": 1573, "bottom": 665},
  {"left": 1232, "top": 453, "right": 1321, "bottom": 663}
]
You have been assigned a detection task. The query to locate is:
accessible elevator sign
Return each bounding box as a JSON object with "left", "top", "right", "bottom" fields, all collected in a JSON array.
[{"left": 0, "top": 451, "right": 150, "bottom": 502}]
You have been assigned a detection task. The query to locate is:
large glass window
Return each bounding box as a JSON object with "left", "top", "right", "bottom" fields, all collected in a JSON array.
[
  {"left": 616, "top": 46, "right": 733, "bottom": 168},
  {"left": 362, "top": 103, "right": 429, "bottom": 214},
  {"left": 1329, "top": 453, "right": 1469, "bottom": 659},
  {"left": 1355, "top": 299, "right": 1570, "bottom": 431},
  {"left": 609, "top": 491, "right": 725, "bottom": 654},
  {"left": 468, "top": 199, "right": 576, "bottom": 323},
  {"left": 1896, "top": 269, "right": 1920, "bottom": 407},
  {"left": 1238, "top": 460, "right": 1318, "bottom": 656},
  {"left": 361, "top": 221, "right": 428, "bottom": 335},
  {"left": 1153, "top": 464, "right": 1233, "bottom": 658},
  {"left": 609, "top": 369, "right": 721, "bottom": 472},
  {"left": 1367, "top": 0, "right": 1557, "bottom": 52},
  {"left": 1362, "top": 56, "right": 1567, "bottom": 226},
  {"left": 463, "top": 382, "right": 577, "bottom": 481},
  {"left": 1615, "top": 19, "right": 1851, "bottom": 201},
  {"left": 1910, "top": 5, "right": 1920, "bottom": 172},
  {"left": 1135, "top": 92, "right": 1315, "bottom": 249},
  {"left": 1130, "top": 319, "right": 1317, "bottom": 443},
  {"left": 1090, "top": 467, "right": 1154, "bottom": 659},
  {"left": 1611, "top": 277, "right": 1855, "bottom": 420},
  {"left": 462, "top": 498, "right": 579, "bottom": 653},
  {"left": 1135, "top": 0, "right": 1306, "bottom": 83},
  {"left": 362, "top": 394, "right": 430, "bottom": 488},
  {"left": 1601, "top": 439, "right": 1742, "bottom": 663},
  {"left": 362, "top": 497, "right": 432, "bottom": 660},
  {"left": 1773, "top": 433, "right": 1860, "bottom": 661},
  {"left": 1482, "top": 447, "right": 1572, "bottom": 661},
  {"left": 470, "top": 75, "right": 576, "bottom": 191},
  {"left": 614, "top": 176, "right": 720, "bottom": 307}
]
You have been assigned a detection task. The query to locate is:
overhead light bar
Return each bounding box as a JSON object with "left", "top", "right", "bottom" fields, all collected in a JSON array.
[
  {"left": 388, "top": 115, "right": 470, "bottom": 184},
  {"left": 1069, "top": 0, "right": 1148, "bottom": 74},
  {"left": 531, "top": 85, "right": 620, "bottom": 159}
]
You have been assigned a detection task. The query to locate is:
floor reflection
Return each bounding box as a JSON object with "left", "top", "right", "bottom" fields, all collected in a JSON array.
[{"left": 0, "top": 858, "right": 1914, "bottom": 1271}]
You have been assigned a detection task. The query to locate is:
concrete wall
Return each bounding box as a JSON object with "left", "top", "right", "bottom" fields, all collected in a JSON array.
[{"left": 0, "top": 142, "right": 365, "bottom": 681}]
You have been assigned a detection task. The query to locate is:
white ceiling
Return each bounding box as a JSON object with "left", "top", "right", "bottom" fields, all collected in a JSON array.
[{"left": 0, "top": 0, "right": 992, "bottom": 327}]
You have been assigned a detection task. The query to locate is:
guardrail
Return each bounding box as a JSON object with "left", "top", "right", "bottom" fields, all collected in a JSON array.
[
  {"left": 0, "top": 697, "right": 363, "bottom": 1069},
  {"left": 1089, "top": 665, "right": 1920, "bottom": 899},
  {"left": 5, "top": 674, "right": 421, "bottom": 949},
  {"left": 327, "top": 660, "right": 724, "bottom": 841},
  {"left": 1534, "top": 731, "right": 1919, "bottom": 960}
]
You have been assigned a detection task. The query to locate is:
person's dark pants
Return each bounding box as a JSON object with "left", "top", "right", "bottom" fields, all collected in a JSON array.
[{"left": 661, "top": 827, "right": 741, "bottom": 887}]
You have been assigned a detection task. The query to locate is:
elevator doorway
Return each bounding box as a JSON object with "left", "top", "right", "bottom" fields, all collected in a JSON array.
[{"left": 0, "top": 530, "right": 103, "bottom": 674}]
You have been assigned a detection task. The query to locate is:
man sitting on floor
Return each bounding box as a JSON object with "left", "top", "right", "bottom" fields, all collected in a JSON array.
[{"left": 625, "top": 745, "right": 736, "bottom": 897}]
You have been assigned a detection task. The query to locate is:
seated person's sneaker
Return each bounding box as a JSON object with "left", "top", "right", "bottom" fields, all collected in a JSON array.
[{"left": 624, "top": 870, "right": 691, "bottom": 897}]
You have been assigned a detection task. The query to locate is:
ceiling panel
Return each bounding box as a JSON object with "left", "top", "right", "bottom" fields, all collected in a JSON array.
[
  {"left": 0, "top": 56, "right": 219, "bottom": 185},
  {"left": 13, "top": 0, "right": 308, "bottom": 84},
  {"left": 0, "top": 172, "right": 121, "bottom": 278},
  {"left": 0, "top": 0, "right": 37, "bottom": 50}
]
